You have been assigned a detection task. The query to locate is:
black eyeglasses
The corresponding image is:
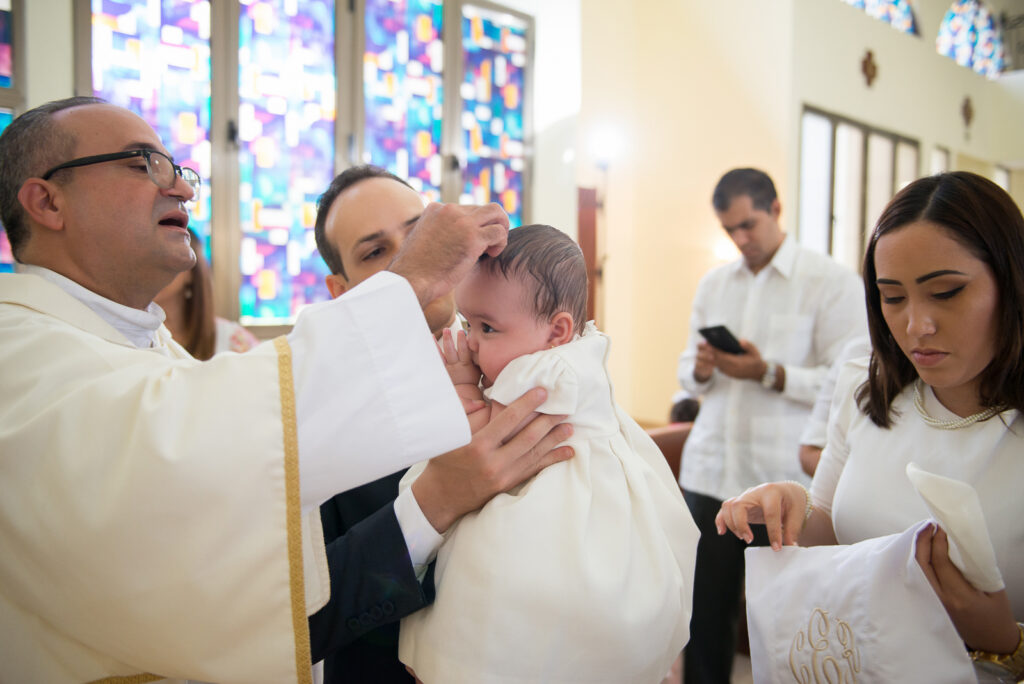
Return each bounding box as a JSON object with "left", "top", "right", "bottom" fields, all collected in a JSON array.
[{"left": 41, "top": 149, "right": 202, "bottom": 198}]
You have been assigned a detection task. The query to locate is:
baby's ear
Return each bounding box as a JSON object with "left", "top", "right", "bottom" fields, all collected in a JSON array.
[{"left": 547, "top": 312, "right": 574, "bottom": 347}]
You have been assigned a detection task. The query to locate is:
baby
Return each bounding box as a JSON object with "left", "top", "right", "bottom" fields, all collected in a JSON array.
[{"left": 399, "top": 224, "right": 699, "bottom": 684}]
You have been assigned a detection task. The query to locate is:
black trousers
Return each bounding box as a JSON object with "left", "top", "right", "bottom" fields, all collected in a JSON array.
[{"left": 683, "top": 490, "right": 769, "bottom": 684}]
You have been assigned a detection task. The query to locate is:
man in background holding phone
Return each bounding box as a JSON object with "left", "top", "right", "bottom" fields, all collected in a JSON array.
[{"left": 676, "top": 168, "right": 865, "bottom": 683}]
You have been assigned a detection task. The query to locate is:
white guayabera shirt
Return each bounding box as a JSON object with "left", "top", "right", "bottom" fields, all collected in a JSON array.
[{"left": 678, "top": 235, "right": 866, "bottom": 500}]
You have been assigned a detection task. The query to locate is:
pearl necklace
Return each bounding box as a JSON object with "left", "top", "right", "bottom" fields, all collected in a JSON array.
[{"left": 913, "top": 380, "right": 1001, "bottom": 430}]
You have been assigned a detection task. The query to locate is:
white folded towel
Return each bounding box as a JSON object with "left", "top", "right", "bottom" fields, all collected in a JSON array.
[{"left": 906, "top": 462, "right": 1004, "bottom": 593}]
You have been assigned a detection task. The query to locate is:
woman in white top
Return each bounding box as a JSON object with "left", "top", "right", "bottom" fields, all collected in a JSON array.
[{"left": 716, "top": 171, "right": 1024, "bottom": 680}]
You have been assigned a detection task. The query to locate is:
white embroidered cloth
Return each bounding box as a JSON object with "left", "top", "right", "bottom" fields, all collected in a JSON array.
[{"left": 744, "top": 523, "right": 975, "bottom": 683}]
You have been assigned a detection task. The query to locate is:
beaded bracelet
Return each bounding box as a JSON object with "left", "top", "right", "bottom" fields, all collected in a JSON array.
[{"left": 784, "top": 480, "right": 814, "bottom": 528}]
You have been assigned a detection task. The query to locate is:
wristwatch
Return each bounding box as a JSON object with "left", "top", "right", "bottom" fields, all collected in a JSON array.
[
  {"left": 969, "top": 623, "right": 1024, "bottom": 682},
  {"left": 761, "top": 362, "right": 779, "bottom": 390}
]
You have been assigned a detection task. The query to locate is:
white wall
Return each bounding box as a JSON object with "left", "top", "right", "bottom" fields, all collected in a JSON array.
[
  {"left": 787, "top": 0, "right": 1024, "bottom": 227},
  {"left": 580, "top": 0, "right": 795, "bottom": 424},
  {"left": 23, "top": 0, "right": 75, "bottom": 107}
]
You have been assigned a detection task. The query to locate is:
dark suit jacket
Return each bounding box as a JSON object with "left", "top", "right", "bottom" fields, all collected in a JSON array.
[{"left": 308, "top": 470, "right": 433, "bottom": 683}]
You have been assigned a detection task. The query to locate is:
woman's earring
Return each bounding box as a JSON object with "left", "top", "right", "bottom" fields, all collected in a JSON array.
[{"left": 184, "top": 286, "right": 193, "bottom": 300}]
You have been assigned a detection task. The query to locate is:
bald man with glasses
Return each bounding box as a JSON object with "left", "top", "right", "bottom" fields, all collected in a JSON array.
[{"left": 0, "top": 97, "right": 573, "bottom": 683}]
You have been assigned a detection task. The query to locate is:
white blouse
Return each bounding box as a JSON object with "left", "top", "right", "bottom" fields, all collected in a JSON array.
[{"left": 811, "top": 358, "right": 1024, "bottom": 618}]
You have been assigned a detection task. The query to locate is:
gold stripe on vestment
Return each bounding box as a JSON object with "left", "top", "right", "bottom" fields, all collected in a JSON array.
[{"left": 275, "top": 335, "right": 313, "bottom": 684}]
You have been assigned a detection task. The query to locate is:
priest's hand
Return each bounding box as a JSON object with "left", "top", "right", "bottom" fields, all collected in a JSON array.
[
  {"left": 389, "top": 201, "right": 509, "bottom": 311},
  {"left": 410, "top": 387, "right": 574, "bottom": 534}
]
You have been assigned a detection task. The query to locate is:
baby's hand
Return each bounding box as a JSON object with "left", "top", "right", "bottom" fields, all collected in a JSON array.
[
  {"left": 440, "top": 328, "right": 482, "bottom": 386},
  {"left": 441, "top": 329, "right": 490, "bottom": 430}
]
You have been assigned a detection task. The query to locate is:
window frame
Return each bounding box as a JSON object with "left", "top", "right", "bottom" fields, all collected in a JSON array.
[{"left": 797, "top": 104, "right": 920, "bottom": 271}]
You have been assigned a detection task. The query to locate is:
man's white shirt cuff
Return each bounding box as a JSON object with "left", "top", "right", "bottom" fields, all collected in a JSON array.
[{"left": 394, "top": 485, "right": 444, "bottom": 582}]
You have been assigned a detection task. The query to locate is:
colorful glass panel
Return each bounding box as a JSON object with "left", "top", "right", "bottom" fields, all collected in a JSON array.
[
  {"left": 840, "top": 0, "right": 917, "bottom": 35},
  {"left": 0, "top": 106, "right": 12, "bottom": 273},
  {"left": 459, "top": 5, "right": 528, "bottom": 227},
  {"left": 237, "top": 0, "right": 336, "bottom": 324},
  {"left": 362, "top": 0, "right": 444, "bottom": 202},
  {"left": 0, "top": 1, "right": 13, "bottom": 89},
  {"left": 91, "top": 0, "right": 213, "bottom": 251},
  {"left": 937, "top": 0, "right": 1006, "bottom": 79}
]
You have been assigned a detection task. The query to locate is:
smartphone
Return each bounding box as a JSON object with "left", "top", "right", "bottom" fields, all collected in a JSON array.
[{"left": 698, "top": 325, "right": 746, "bottom": 355}]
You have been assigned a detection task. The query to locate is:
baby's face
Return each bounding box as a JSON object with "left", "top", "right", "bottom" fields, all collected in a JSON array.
[{"left": 455, "top": 268, "right": 556, "bottom": 388}]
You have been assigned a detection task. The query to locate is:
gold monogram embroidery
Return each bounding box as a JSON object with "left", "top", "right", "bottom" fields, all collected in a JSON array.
[{"left": 789, "top": 607, "right": 861, "bottom": 683}]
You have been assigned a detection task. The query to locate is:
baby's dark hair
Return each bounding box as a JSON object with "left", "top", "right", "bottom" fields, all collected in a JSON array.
[{"left": 478, "top": 224, "right": 588, "bottom": 333}]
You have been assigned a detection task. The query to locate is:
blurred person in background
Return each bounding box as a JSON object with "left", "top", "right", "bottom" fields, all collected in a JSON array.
[{"left": 153, "top": 227, "right": 258, "bottom": 359}]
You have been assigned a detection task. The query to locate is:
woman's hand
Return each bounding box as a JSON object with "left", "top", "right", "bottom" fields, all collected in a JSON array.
[
  {"left": 915, "top": 524, "right": 1019, "bottom": 654},
  {"left": 715, "top": 481, "right": 808, "bottom": 550}
]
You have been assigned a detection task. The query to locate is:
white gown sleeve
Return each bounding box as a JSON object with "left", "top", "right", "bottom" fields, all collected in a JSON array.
[{"left": 483, "top": 348, "right": 580, "bottom": 415}]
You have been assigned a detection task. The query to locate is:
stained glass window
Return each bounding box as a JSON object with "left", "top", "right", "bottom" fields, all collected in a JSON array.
[
  {"left": 362, "top": 0, "right": 444, "bottom": 202},
  {"left": 840, "top": 0, "right": 917, "bottom": 35},
  {"left": 237, "top": 0, "right": 336, "bottom": 324},
  {"left": 0, "top": 1, "right": 13, "bottom": 89},
  {"left": 91, "top": 0, "right": 213, "bottom": 250},
  {"left": 0, "top": 0, "right": 15, "bottom": 274},
  {"left": 459, "top": 4, "right": 528, "bottom": 227},
  {"left": 0, "top": 106, "right": 11, "bottom": 273},
  {"left": 937, "top": 0, "right": 1006, "bottom": 79}
]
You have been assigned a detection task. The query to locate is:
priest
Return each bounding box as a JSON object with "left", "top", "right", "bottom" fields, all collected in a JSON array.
[{"left": 0, "top": 97, "right": 573, "bottom": 683}]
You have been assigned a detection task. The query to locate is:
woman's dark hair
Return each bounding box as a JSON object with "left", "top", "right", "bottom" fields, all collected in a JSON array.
[
  {"left": 477, "top": 224, "right": 588, "bottom": 332},
  {"left": 857, "top": 171, "right": 1024, "bottom": 426},
  {"left": 177, "top": 228, "right": 217, "bottom": 360}
]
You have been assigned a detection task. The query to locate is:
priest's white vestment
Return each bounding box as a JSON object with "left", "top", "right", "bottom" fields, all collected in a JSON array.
[{"left": 0, "top": 271, "right": 468, "bottom": 684}]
